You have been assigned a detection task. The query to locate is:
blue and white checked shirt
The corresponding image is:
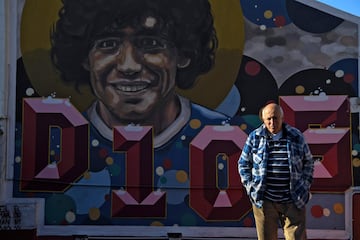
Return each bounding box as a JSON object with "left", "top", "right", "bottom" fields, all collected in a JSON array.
[{"left": 238, "top": 123, "right": 314, "bottom": 209}]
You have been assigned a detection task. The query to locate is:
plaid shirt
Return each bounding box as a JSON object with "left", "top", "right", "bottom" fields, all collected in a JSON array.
[{"left": 238, "top": 123, "right": 314, "bottom": 209}]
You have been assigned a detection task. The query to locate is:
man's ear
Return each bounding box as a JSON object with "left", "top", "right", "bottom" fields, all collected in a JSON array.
[
  {"left": 82, "top": 58, "right": 90, "bottom": 71},
  {"left": 177, "top": 57, "right": 191, "bottom": 69},
  {"left": 258, "top": 107, "right": 264, "bottom": 122}
]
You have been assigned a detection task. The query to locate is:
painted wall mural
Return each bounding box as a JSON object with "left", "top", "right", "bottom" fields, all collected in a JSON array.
[{"left": 13, "top": 0, "right": 358, "bottom": 233}]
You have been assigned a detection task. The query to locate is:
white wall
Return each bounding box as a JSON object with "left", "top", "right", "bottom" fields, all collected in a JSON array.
[
  {"left": 0, "top": 0, "right": 7, "bottom": 204},
  {"left": 0, "top": 0, "right": 37, "bottom": 230},
  {"left": 0, "top": 0, "right": 16, "bottom": 198}
]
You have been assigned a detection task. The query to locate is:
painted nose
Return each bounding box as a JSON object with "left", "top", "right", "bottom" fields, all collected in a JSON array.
[{"left": 116, "top": 41, "right": 142, "bottom": 75}]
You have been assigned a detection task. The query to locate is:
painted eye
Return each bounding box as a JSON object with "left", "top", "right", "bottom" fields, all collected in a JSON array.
[
  {"left": 94, "top": 38, "right": 122, "bottom": 51},
  {"left": 135, "top": 36, "right": 169, "bottom": 51}
]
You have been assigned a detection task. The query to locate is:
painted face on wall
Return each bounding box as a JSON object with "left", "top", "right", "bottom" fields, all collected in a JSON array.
[{"left": 84, "top": 16, "right": 181, "bottom": 124}]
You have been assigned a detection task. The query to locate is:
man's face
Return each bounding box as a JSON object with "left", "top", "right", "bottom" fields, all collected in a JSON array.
[
  {"left": 85, "top": 17, "right": 179, "bottom": 122},
  {"left": 261, "top": 104, "right": 283, "bottom": 134}
]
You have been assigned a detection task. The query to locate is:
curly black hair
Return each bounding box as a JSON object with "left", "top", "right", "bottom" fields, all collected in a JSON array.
[{"left": 50, "top": 0, "right": 217, "bottom": 90}]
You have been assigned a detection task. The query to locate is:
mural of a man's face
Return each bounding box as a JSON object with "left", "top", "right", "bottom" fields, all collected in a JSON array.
[{"left": 84, "top": 16, "right": 180, "bottom": 124}]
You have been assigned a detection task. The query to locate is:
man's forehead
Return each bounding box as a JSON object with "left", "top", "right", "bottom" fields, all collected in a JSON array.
[
  {"left": 98, "top": 15, "right": 164, "bottom": 37},
  {"left": 121, "top": 14, "right": 161, "bottom": 30},
  {"left": 263, "top": 106, "right": 281, "bottom": 116}
]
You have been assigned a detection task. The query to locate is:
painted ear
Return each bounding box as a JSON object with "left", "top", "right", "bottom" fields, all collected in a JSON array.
[
  {"left": 82, "top": 58, "right": 90, "bottom": 71},
  {"left": 177, "top": 57, "right": 191, "bottom": 69}
]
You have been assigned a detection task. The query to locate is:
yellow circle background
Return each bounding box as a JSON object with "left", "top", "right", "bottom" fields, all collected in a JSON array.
[{"left": 20, "top": 0, "right": 244, "bottom": 111}]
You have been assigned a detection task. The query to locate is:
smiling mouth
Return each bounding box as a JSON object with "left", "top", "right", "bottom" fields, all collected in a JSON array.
[{"left": 114, "top": 83, "right": 149, "bottom": 92}]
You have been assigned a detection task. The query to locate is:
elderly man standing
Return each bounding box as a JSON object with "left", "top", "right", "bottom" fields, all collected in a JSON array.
[{"left": 238, "top": 102, "right": 315, "bottom": 240}]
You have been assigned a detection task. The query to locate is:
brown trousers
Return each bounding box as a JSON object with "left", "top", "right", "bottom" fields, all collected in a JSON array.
[{"left": 252, "top": 200, "right": 307, "bottom": 240}]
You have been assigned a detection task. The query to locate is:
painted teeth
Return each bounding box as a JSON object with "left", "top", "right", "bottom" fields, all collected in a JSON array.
[{"left": 116, "top": 84, "right": 148, "bottom": 92}]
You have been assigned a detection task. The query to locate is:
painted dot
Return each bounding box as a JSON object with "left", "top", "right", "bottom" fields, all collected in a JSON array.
[
  {"left": 83, "top": 171, "right": 91, "bottom": 179},
  {"left": 352, "top": 150, "right": 358, "bottom": 156},
  {"left": 144, "top": 16, "right": 157, "bottom": 28},
  {"left": 25, "top": 88, "right": 35, "bottom": 96},
  {"left": 64, "top": 98, "right": 71, "bottom": 106},
  {"left": 274, "top": 15, "right": 286, "bottom": 27},
  {"left": 264, "top": 10, "right": 273, "bottom": 19},
  {"left": 92, "top": 139, "right": 99, "bottom": 147},
  {"left": 323, "top": 208, "right": 331, "bottom": 217},
  {"left": 245, "top": 61, "right": 261, "bottom": 76},
  {"left": 260, "top": 25, "right": 267, "bottom": 31},
  {"left": 353, "top": 157, "right": 360, "bottom": 167},
  {"left": 326, "top": 79, "right": 331, "bottom": 84},
  {"left": 335, "top": 70, "right": 344, "bottom": 78},
  {"left": 176, "top": 170, "right": 188, "bottom": 183},
  {"left": 340, "top": 35, "right": 356, "bottom": 45},
  {"left": 15, "top": 156, "right": 21, "bottom": 163},
  {"left": 105, "top": 157, "right": 114, "bottom": 165},
  {"left": 319, "top": 92, "right": 326, "bottom": 97},
  {"left": 45, "top": 194, "right": 75, "bottom": 224},
  {"left": 333, "top": 203, "right": 344, "bottom": 214},
  {"left": 54, "top": 154, "right": 60, "bottom": 162},
  {"left": 354, "top": 143, "right": 360, "bottom": 152},
  {"left": 65, "top": 211, "right": 76, "bottom": 223},
  {"left": 89, "top": 208, "right": 101, "bottom": 221},
  {"left": 218, "top": 163, "right": 224, "bottom": 170},
  {"left": 50, "top": 150, "right": 55, "bottom": 156},
  {"left": 181, "top": 135, "right": 186, "bottom": 140},
  {"left": 160, "top": 176, "right": 167, "bottom": 184},
  {"left": 108, "top": 163, "right": 121, "bottom": 176},
  {"left": 295, "top": 85, "right": 305, "bottom": 94},
  {"left": 241, "top": 107, "right": 246, "bottom": 112},
  {"left": 156, "top": 166, "right": 164, "bottom": 176},
  {"left": 343, "top": 73, "right": 354, "bottom": 84},
  {"left": 163, "top": 158, "right": 172, "bottom": 170},
  {"left": 104, "top": 193, "right": 110, "bottom": 201},
  {"left": 98, "top": 148, "right": 108, "bottom": 158},
  {"left": 190, "top": 119, "right": 201, "bottom": 129},
  {"left": 311, "top": 205, "right": 323, "bottom": 218},
  {"left": 150, "top": 221, "right": 164, "bottom": 226},
  {"left": 181, "top": 213, "right": 197, "bottom": 226},
  {"left": 240, "top": 124, "right": 247, "bottom": 130},
  {"left": 243, "top": 216, "right": 254, "bottom": 227},
  {"left": 176, "top": 141, "right": 183, "bottom": 149}
]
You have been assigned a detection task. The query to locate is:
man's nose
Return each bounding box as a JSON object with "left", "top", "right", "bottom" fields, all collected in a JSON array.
[{"left": 116, "top": 41, "right": 142, "bottom": 74}]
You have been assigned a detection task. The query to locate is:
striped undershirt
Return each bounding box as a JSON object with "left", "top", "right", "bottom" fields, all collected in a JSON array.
[{"left": 264, "top": 133, "right": 291, "bottom": 203}]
